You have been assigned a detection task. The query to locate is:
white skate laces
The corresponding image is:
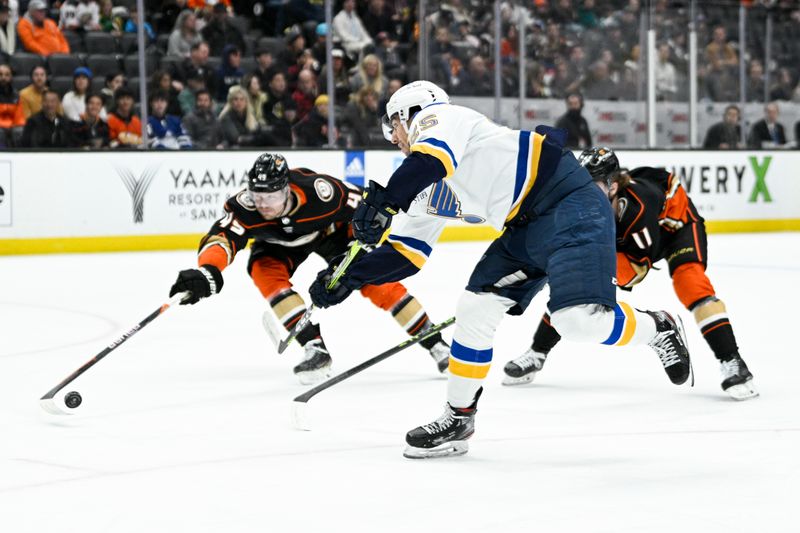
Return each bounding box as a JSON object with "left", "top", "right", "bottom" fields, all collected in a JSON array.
[
  {"left": 421, "top": 407, "right": 456, "bottom": 435},
  {"left": 648, "top": 331, "right": 682, "bottom": 368},
  {"left": 720, "top": 358, "right": 741, "bottom": 379},
  {"left": 303, "top": 339, "right": 328, "bottom": 360},
  {"left": 515, "top": 349, "right": 545, "bottom": 371}
]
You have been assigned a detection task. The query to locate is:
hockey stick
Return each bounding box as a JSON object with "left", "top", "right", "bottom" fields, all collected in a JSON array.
[
  {"left": 276, "top": 241, "right": 363, "bottom": 354},
  {"left": 291, "top": 316, "right": 456, "bottom": 430},
  {"left": 39, "top": 291, "right": 190, "bottom": 415}
]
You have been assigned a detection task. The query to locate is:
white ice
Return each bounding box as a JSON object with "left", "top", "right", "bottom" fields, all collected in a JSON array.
[{"left": 1, "top": 234, "right": 798, "bottom": 533}]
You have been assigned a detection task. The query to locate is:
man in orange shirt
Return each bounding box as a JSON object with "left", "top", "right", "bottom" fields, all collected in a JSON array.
[
  {"left": 17, "top": 0, "right": 70, "bottom": 56},
  {"left": 106, "top": 87, "right": 142, "bottom": 147},
  {"left": 0, "top": 64, "right": 25, "bottom": 147}
]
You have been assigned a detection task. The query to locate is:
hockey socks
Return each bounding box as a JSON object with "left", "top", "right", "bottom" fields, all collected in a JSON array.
[{"left": 690, "top": 296, "right": 739, "bottom": 362}]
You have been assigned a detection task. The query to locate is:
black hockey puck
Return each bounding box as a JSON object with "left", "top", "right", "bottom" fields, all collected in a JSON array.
[{"left": 65, "top": 391, "right": 82, "bottom": 409}]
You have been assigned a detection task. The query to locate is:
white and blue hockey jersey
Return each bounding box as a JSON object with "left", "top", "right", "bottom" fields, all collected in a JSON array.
[{"left": 345, "top": 102, "right": 574, "bottom": 286}]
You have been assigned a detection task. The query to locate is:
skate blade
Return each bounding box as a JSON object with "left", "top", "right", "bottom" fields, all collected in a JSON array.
[
  {"left": 725, "top": 381, "right": 759, "bottom": 401},
  {"left": 675, "top": 315, "right": 695, "bottom": 387},
  {"left": 295, "top": 366, "right": 332, "bottom": 386},
  {"left": 403, "top": 440, "right": 469, "bottom": 459},
  {"left": 502, "top": 372, "right": 536, "bottom": 386}
]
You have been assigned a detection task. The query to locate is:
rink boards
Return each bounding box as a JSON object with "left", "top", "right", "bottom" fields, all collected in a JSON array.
[{"left": 0, "top": 149, "right": 798, "bottom": 255}]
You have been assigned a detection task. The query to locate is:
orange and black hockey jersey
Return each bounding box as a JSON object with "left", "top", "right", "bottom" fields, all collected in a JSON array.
[
  {"left": 614, "top": 166, "right": 702, "bottom": 287},
  {"left": 197, "top": 168, "right": 362, "bottom": 271}
]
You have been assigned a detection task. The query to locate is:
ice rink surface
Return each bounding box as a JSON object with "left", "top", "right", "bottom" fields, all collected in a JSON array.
[{"left": 1, "top": 233, "right": 797, "bottom": 532}]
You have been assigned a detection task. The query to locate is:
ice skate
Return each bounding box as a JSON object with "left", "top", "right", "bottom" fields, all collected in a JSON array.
[
  {"left": 502, "top": 348, "right": 548, "bottom": 385},
  {"left": 404, "top": 389, "right": 482, "bottom": 459},
  {"left": 720, "top": 354, "right": 758, "bottom": 400},
  {"left": 646, "top": 311, "right": 693, "bottom": 386},
  {"left": 427, "top": 340, "right": 450, "bottom": 373},
  {"left": 293, "top": 339, "right": 332, "bottom": 385}
]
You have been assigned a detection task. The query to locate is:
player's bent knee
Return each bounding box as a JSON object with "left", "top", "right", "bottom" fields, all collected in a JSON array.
[
  {"left": 360, "top": 282, "right": 408, "bottom": 310},
  {"left": 550, "top": 304, "right": 614, "bottom": 343},
  {"left": 672, "top": 262, "right": 715, "bottom": 309},
  {"left": 453, "top": 290, "right": 514, "bottom": 348}
]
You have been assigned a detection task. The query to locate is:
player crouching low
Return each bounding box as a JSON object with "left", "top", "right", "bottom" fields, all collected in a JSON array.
[
  {"left": 503, "top": 147, "right": 757, "bottom": 400},
  {"left": 169, "top": 153, "right": 450, "bottom": 384}
]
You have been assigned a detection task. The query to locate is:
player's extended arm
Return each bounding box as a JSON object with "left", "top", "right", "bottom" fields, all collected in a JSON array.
[
  {"left": 169, "top": 204, "right": 249, "bottom": 305},
  {"left": 352, "top": 152, "right": 446, "bottom": 245}
]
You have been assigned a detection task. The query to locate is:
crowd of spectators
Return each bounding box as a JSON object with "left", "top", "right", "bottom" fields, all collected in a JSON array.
[{"left": 0, "top": 0, "right": 799, "bottom": 150}]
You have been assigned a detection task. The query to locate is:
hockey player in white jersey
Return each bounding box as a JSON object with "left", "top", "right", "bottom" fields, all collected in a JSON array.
[{"left": 309, "top": 80, "right": 693, "bottom": 459}]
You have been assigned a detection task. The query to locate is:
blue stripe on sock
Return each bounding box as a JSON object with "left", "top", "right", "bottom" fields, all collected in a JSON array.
[
  {"left": 451, "top": 339, "right": 493, "bottom": 363},
  {"left": 601, "top": 303, "right": 625, "bottom": 345}
]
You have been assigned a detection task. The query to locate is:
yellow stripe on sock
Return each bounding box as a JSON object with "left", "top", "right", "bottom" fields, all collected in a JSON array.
[
  {"left": 616, "top": 301, "right": 637, "bottom": 346},
  {"left": 448, "top": 357, "right": 491, "bottom": 379}
]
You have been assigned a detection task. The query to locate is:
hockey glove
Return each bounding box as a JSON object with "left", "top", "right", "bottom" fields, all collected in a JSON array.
[
  {"left": 169, "top": 265, "right": 224, "bottom": 305},
  {"left": 352, "top": 181, "right": 399, "bottom": 245},
  {"left": 309, "top": 267, "right": 357, "bottom": 308}
]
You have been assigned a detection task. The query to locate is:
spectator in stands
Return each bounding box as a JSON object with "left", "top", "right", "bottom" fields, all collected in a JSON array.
[
  {"left": 748, "top": 101, "right": 787, "bottom": 149},
  {"left": 746, "top": 60, "right": 765, "bottom": 103},
  {"left": 342, "top": 87, "right": 382, "bottom": 148},
  {"left": 705, "top": 25, "right": 737, "bottom": 70},
  {"left": 263, "top": 71, "right": 295, "bottom": 147},
  {"left": 310, "top": 22, "right": 329, "bottom": 65},
  {"left": 59, "top": 0, "right": 100, "bottom": 32},
  {"left": 555, "top": 92, "right": 592, "bottom": 150},
  {"left": 349, "top": 54, "right": 387, "bottom": 99},
  {"left": 98, "top": 0, "right": 123, "bottom": 35},
  {"left": 769, "top": 68, "right": 795, "bottom": 101},
  {"left": 455, "top": 55, "right": 493, "bottom": 96},
  {"left": 0, "top": 5, "right": 17, "bottom": 55},
  {"left": 201, "top": 2, "right": 244, "bottom": 57},
  {"left": 279, "top": 26, "right": 305, "bottom": 73},
  {"left": 100, "top": 71, "right": 124, "bottom": 113},
  {"left": 19, "top": 65, "right": 48, "bottom": 119},
  {"left": 147, "top": 90, "right": 192, "bottom": 149},
  {"left": 655, "top": 43, "right": 677, "bottom": 101},
  {"left": 373, "top": 31, "right": 401, "bottom": 74},
  {"left": 149, "top": 70, "right": 182, "bottom": 117},
  {"left": 218, "top": 85, "right": 261, "bottom": 148},
  {"left": 20, "top": 89, "right": 69, "bottom": 147},
  {"left": 319, "top": 48, "right": 350, "bottom": 105},
  {"left": 549, "top": 59, "right": 581, "bottom": 100},
  {"left": 332, "top": 0, "right": 372, "bottom": 60},
  {"left": 182, "top": 88, "right": 221, "bottom": 149},
  {"left": 292, "top": 69, "right": 317, "bottom": 121},
  {"left": 123, "top": 5, "right": 155, "bottom": 43},
  {"left": 0, "top": 63, "right": 25, "bottom": 147},
  {"left": 62, "top": 67, "right": 98, "bottom": 122},
  {"left": 168, "top": 9, "right": 201, "bottom": 57},
  {"left": 69, "top": 93, "right": 109, "bottom": 148},
  {"left": 703, "top": 104, "right": 744, "bottom": 149},
  {"left": 293, "top": 93, "right": 337, "bottom": 147},
  {"left": 178, "top": 68, "right": 207, "bottom": 115},
  {"left": 705, "top": 55, "right": 739, "bottom": 102},
  {"left": 378, "top": 77, "right": 402, "bottom": 115},
  {"left": 107, "top": 87, "right": 142, "bottom": 148},
  {"left": 583, "top": 61, "right": 618, "bottom": 100},
  {"left": 253, "top": 46, "right": 276, "bottom": 91},
  {"left": 213, "top": 44, "right": 243, "bottom": 102},
  {"left": 428, "top": 26, "right": 456, "bottom": 90},
  {"left": 240, "top": 73, "right": 267, "bottom": 126},
  {"left": 18, "top": 0, "right": 70, "bottom": 56},
  {"left": 173, "top": 41, "right": 213, "bottom": 89},
  {"left": 362, "top": 0, "right": 395, "bottom": 40}
]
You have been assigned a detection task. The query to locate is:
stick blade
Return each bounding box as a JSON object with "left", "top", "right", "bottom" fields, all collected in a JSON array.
[
  {"left": 39, "top": 397, "right": 73, "bottom": 416},
  {"left": 291, "top": 401, "right": 311, "bottom": 431}
]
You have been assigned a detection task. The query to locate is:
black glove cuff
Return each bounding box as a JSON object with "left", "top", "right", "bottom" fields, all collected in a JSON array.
[{"left": 199, "top": 265, "right": 224, "bottom": 295}]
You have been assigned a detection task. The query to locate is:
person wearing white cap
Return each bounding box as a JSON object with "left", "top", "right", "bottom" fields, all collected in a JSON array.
[{"left": 17, "top": 0, "right": 70, "bottom": 56}]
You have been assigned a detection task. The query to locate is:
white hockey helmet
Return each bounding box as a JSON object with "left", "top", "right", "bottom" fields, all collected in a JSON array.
[{"left": 382, "top": 80, "right": 450, "bottom": 141}]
